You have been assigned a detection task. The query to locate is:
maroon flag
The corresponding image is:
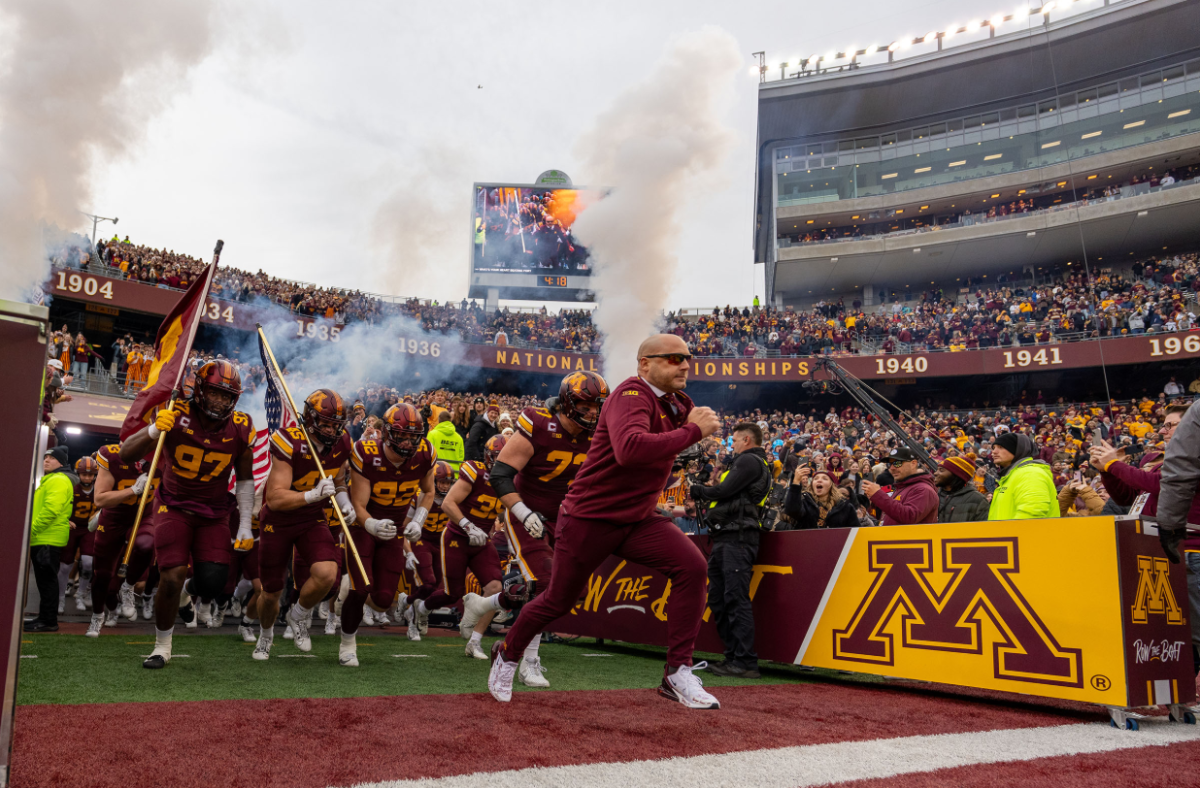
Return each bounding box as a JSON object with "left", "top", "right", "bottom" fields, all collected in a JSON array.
[{"left": 119, "top": 242, "right": 222, "bottom": 440}]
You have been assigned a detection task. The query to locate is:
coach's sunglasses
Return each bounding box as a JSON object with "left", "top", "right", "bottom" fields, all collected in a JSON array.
[{"left": 643, "top": 353, "right": 693, "bottom": 365}]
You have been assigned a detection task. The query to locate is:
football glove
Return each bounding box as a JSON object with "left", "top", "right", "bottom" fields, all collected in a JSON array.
[
  {"left": 403, "top": 519, "right": 422, "bottom": 542},
  {"left": 130, "top": 473, "right": 149, "bottom": 497},
  {"left": 233, "top": 525, "right": 254, "bottom": 552},
  {"left": 304, "top": 476, "right": 337, "bottom": 505},
  {"left": 334, "top": 490, "right": 356, "bottom": 526},
  {"left": 405, "top": 551, "right": 419, "bottom": 571},
  {"left": 149, "top": 407, "right": 177, "bottom": 438},
  {"left": 460, "top": 518, "right": 487, "bottom": 547},
  {"left": 365, "top": 517, "right": 397, "bottom": 540},
  {"left": 510, "top": 502, "right": 544, "bottom": 539}
]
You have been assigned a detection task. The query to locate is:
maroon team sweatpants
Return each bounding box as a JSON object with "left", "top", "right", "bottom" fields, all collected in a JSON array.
[{"left": 500, "top": 512, "right": 708, "bottom": 669}]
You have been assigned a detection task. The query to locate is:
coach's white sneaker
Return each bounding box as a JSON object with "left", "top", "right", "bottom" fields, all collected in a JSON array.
[
  {"left": 465, "top": 639, "right": 488, "bottom": 660},
  {"left": 488, "top": 641, "right": 517, "bottom": 702},
  {"left": 339, "top": 633, "right": 358, "bottom": 667},
  {"left": 85, "top": 614, "right": 103, "bottom": 638},
  {"left": 460, "top": 593, "right": 493, "bottom": 638},
  {"left": 119, "top": 583, "right": 137, "bottom": 620},
  {"left": 519, "top": 657, "right": 550, "bottom": 687},
  {"left": 287, "top": 606, "right": 312, "bottom": 653},
  {"left": 253, "top": 629, "right": 273, "bottom": 661},
  {"left": 658, "top": 663, "right": 720, "bottom": 710},
  {"left": 325, "top": 613, "right": 340, "bottom": 636},
  {"left": 405, "top": 607, "right": 421, "bottom": 641}
]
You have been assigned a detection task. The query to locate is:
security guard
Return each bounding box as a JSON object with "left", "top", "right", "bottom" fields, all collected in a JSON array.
[{"left": 690, "top": 422, "right": 773, "bottom": 678}]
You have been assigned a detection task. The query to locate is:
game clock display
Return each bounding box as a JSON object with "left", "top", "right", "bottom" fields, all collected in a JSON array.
[{"left": 540, "top": 275, "right": 568, "bottom": 288}]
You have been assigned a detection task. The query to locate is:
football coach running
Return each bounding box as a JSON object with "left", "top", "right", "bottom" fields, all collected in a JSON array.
[{"left": 488, "top": 334, "right": 722, "bottom": 709}]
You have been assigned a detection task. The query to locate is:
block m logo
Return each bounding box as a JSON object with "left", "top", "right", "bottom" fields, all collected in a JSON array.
[
  {"left": 833, "top": 538, "right": 1083, "bottom": 687},
  {"left": 1131, "top": 555, "right": 1183, "bottom": 625}
]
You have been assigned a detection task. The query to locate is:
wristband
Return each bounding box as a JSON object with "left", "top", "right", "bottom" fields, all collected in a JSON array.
[
  {"left": 148, "top": 424, "right": 161, "bottom": 440},
  {"left": 510, "top": 501, "right": 533, "bottom": 522},
  {"left": 458, "top": 517, "right": 473, "bottom": 531}
]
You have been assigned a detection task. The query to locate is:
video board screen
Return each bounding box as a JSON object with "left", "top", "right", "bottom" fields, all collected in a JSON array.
[{"left": 472, "top": 185, "right": 602, "bottom": 275}]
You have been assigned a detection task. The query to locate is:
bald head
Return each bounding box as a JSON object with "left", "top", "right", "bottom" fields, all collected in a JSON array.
[{"left": 637, "top": 333, "right": 692, "bottom": 394}]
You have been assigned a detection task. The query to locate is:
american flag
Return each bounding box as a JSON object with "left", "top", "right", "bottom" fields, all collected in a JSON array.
[{"left": 258, "top": 331, "right": 298, "bottom": 435}]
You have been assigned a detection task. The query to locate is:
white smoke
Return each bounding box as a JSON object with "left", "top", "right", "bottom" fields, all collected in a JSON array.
[
  {"left": 570, "top": 27, "right": 742, "bottom": 382},
  {"left": 0, "top": 1, "right": 217, "bottom": 303},
  {"left": 370, "top": 145, "right": 477, "bottom": 300}
]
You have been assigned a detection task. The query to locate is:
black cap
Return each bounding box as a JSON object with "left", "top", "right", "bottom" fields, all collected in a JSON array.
[
  {"left": 888, "top": 447, "right": 919, "bottom": 462},
  {"left": 44, "top": 445, "right": 69, "bottom": 467}
]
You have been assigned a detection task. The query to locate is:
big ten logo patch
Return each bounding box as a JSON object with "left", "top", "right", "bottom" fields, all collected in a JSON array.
[{"left": 833, "top": 538, "right": 1083, "bottom": 687}]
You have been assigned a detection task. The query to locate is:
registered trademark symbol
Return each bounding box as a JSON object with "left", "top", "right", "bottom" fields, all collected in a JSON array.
[{"left": 1091, "top": 674, "right": 1112, "bottom": 691}]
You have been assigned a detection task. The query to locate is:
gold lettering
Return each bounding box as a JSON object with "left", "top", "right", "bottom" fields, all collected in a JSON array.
[
  {"left": 496, "top": 350, "right": 507, "bottom": 364},
  {"left": 576, "top": 358, "right": 585, "bottom": 370},
  {"left": 722, "top": 362, "right": 732, "bottom": 375},
  {"left": 782, "top": 362, "right": 792, "bottom": 376},
  {"left": 755, "top": 362, "right": 765, "bottom": 375},
  {"left": 510, "top": 353, "right": 521, "bottom": 367},
  {"left": 771, "top": 362, "right": 776, "bottom": 375},
  {"left": 547, "top": 355, "right": 557, "bottom": 369},
  {"left": 705, "top": 362, "right": 715, "bottom": 376},
  {"left": 748, "top": 564, "right": 793, "bottom": 599},
  {"left": 583, "top": 560, "right": 627, "bottom": 612},
  {"left": 524, "top": 353, "right": 533, "bottom": 366},
  {"left": 739, "top": 362, "right": 749, "bottom": 376},
  {"left": 561, "top": 355, "right": 571, "bottom": 370},
  {"left": 798, "top": 362, "right": 809, "bottom": 375},
  {"left": 651, "top": 578, "right": 673, "bottom": 621},
  {"left": 588, "top": 358, "right": 596, "bottom": 371}
]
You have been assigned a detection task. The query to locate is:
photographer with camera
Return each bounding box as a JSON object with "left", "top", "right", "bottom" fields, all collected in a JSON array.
[{"left": 690, "top": 422, "right": 773, "bottom": 679}]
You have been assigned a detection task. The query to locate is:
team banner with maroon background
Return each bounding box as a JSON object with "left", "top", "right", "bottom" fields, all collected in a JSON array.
[
  {"left": 551, "top": 516, "right": 1193, "bottom": 709},
  {"left": 118, "top": 262, "right": 215, "bottom": 440}
]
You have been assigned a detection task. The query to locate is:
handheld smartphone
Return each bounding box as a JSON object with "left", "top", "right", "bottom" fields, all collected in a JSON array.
[{"left": 1091, "top": 428, "right": 1103, "bottom": 446}]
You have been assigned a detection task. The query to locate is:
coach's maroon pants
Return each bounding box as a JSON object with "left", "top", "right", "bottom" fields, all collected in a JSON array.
[{"left": 501, "top": 512, "right": 707, "bottom": 669}]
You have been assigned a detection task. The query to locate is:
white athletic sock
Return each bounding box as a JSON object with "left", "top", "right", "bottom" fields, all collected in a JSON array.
[
  {"left": 341, "top": 631, "right": 356, "bottom": 647},
  {"left": 234, "top": 577, "right": 253, "bottom": 598},
  {"left": 416, "top": 599, "right": 428, "bottom": 616},
  {"left": 524, "top": 639, "right": 541, "bottom": 662},
  {"left": 486, "top": 593, "right": 504, "bottom": 612},
  {"left": 153, "top": 627, "right": 173, "bottom": 654},
  {"left": 259, "top": 624, "right": 273, "bottom": 642},
  {"left": 469, "top": 630, "right": 482, "bottom": 646},
  {"left": 58, "top": 564, "right": 72, "bottom": 600}
]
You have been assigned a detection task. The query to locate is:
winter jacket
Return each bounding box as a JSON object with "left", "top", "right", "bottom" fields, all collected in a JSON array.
[
  {"left": 938, "top": 482, "right": 990, "bottom": 523},
  {"left": 782, "top": 485, "right": 861, "bottom": 529},
  {"left": 31, "top": 468, "right": 75, "bottom": 548},
  {"left": 869, "top": 471, "right": 939, "bottom": 525},
  {"left": 988, "top": 457, "right": 1057, "bottom": 520},
  {"left": 464, "top": 416, "right": 498, "bottom": 461},
  {"left": 427, "top": 420, "right": 464, "bottom": 469},
  {"left": 691, "top": 447, "right": 773, "bottom": 533}
]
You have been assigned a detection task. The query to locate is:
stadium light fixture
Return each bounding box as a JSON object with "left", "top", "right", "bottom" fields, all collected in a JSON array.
[
  {"left": 65, "top": 427, "right": 81, "bottom": 435},
  {"left": 990, "top": 14, "right": 1005, "bottom": 28},
  {"left": 864, "top": 44, "right": 878, "bottom": 56},
  {"left": 1081, "top": 130, "right": 1102, "bottom": 138},
  {"left": 1168, "top": 109, "right": 1191, "bottom": 118}
]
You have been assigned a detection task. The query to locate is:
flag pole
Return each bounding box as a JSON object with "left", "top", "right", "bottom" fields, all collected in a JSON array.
[
  {"left": 118, "top": 241, "right": 223, "bottom": 578},
  {"left": 255, "top": 323, "right": 368, "bottom": 581}
]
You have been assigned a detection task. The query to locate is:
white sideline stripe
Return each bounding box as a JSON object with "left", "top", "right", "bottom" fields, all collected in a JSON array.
[
  {"left": 794, "top": 529, "right": 856, "bottom": 665},
  {"left": 341, "top": 722, "right": 1200, "bottom": 788}
]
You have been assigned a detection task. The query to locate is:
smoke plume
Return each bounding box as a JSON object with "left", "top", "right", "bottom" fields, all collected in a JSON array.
[
  {"left": 0, "top": 1, "right": 217, "bottom": 303},
  {"left": 570, "top": 27, "right": 742, "bottom": 381}
]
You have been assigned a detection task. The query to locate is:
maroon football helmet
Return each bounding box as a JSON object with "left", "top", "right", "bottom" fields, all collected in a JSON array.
[
  {"left": 483, "top": 434, "right": 507, "bottom": 470},
  {"left": 384, "top": 403, "right": 425, "bottom": 459},
  {"left": 303, "top": 388, "right": 347, "bottom": 453},
  {"left": 192, "top": 360, "right": 242, "bottom": 423},
  {"left": 74, "top": 456, "right": 98, "bottom": 486},
  {"left": 433, "top": 460, "right": 454, "bottom": 496},
  {"left": 559, "top": 371, "right": 609, "bottom": 432}
]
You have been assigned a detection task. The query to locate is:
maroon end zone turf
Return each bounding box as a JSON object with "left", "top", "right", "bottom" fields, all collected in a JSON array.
[{"left": 12, "top": 681, "right": 1107, "bottom": 788}]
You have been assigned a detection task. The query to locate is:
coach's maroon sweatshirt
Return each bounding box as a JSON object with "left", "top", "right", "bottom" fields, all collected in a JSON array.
[{"left": 561, "top": 375, "right": 702, "bottom": 523}]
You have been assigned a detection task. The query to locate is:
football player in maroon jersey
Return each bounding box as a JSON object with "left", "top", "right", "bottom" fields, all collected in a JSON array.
[
  {"left": 120, "top": 360, "right": 256, "bottom": 668},
  {"left": 89, "top": 444, "right": 156, "bottom": 636},
  {"left": 59, "top": 456, "right": 97, "bottom": 615},
  {"left": 414, "top": 434, "right": 507, "bottom": 660},
  {"left": 466, "top": 371, "right": 607, "bottom": 686},
  {"left": 254, "top": 389, "right": 355, "bottom": 660},
  {"left": 343, "top": 403, "right": 436, "bottom": 667},
  {"left": 404, "top": 459, "right": 454, "bottom": 641}
]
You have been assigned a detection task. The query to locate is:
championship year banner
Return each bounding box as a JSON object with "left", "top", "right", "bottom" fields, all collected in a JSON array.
[{"left": 549, "top": 517, "right": 1193, "bottom": 709}]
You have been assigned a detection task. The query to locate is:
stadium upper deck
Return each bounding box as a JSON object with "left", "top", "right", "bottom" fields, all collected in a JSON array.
[{"left": 754, "top": 0, "right": 1200, "bottom": 304}]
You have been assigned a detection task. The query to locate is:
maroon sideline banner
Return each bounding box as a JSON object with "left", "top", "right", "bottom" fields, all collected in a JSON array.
[
  {"left": 0, "top": 300, "right": 50, "bottom": 784},
  {"left": 550, "top": 517, "right": 1194, "bottom": 710},
  {"left": 49, "top": 269, "right": 1200, "bottom": 381}
]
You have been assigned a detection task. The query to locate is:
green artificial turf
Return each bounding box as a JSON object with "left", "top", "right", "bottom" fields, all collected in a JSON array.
[{"left": 17, "top": 632, "right": 829, "bottom": 706}]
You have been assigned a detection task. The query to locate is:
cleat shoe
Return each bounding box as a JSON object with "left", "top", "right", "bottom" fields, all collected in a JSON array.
[
  {"left": 75, "top": 593, "right": 88, "bottom": 612},
  {"left": 212, "top": 604, "right": 227, "bottom": 628},
  {"left": 377, "top": 611, "right": 390, "bottom": 626},
  {"left": 252, "top": 631, "right": 273, "bottom": 661},
  {"left": 658, "top": 663, "right": 720, "bottom": 710},
  {"left": 231, "top": 597, "right": 243, "bottom": 620},
  {"left": 85, "top": 614, "right": 104, "bottom": 638},
  {"left": 143, "top": 643, "right": 171, "bottom": 670},
  {"left": 66, "top": 578, "right": 77, "bottom": 598},
  {"left": 405, "top": 606, "right": 421, "bottom": 641},
  {"left": 325, "top": 613, "right": 340, "bottom": 636},
  {"left": 488, "top": 641, "right": 517, "bottom": 702},
  {"left": 339, "top": 635, "right": 358, "bottom": 667},
  {"left": 104, "top": 608, "right": 120, "bottom": 627},
  {"left": 239, "top": 622, "right": 257, "bottom": 643},
  {"left": 287, "top": 607, "right": 312, "bottom": 653},
  {"left": 519, "top": 657, "right": 550, "bottom": 688},
  {"left": 318, "top": 600, "right": 329, "bottom": 621},
  {"left": 142, "top": 589, "right": 154, "bottom": 619},
  {"left": 362, "top": 607, "right": 376, "bottom": 627},
  {"left": 460, "top": 592, "right": 492, "bottom": 637},
  {"left": 283, "top": 623, "right": 294, "bottom": 640},
  {"left": 179, "top": 599, "right": 195, "bottom": 625},
  {"left": 119, "top": 584, "right": 137, "bottom": 620},
  {"left": 389, "top": 592, "right": 408, "bottom": 625},
  {"left": 195, "top": 601, "right": 212, "bottom": 627},
  {"left": 465, "top": 640, "right": 488, "bottom": 660},
  {"left": 417, "top": 603, "right": 429, "bottom": 635},
  {"left": 82, "top": 585, "right": 93, "bottom": 610}
]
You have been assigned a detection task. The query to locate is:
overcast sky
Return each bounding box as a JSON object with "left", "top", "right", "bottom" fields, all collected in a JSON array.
[{"left": 86, "top": 0, "right": 1062, "bottom": 310}]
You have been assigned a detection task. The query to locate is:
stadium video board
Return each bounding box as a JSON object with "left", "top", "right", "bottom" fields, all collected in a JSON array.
[{"left": 469, "top": 181, "right": 603, "bottom": 302}]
